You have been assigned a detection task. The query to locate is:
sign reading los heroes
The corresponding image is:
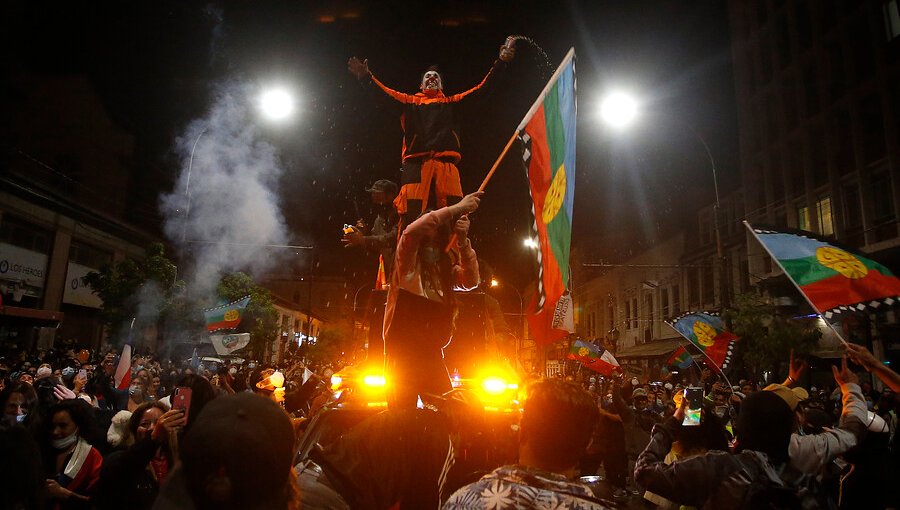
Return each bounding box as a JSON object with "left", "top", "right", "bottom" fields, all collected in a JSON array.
[{"left": 0, "top": 242, "right": 48, "bottom": 299}]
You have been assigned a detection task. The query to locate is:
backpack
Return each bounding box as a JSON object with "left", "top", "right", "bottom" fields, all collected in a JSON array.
[{"left": 704, "top": 452, "right": 837, "bottom": 510}]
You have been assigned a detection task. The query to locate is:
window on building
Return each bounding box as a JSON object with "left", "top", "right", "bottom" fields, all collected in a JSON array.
[
  {"left": 816, "top": 196, "right": 834, "bottom": 236},
  {"left": 776, "top": 16, "right": 791, "bottom": 68},
  {"left": 68, "top": 241, "right": 112, "bottom": 269},
  {"left": 764, "top": 254, "right": 773, "bottom": 274},
  {"left": 872, "top": 173, "right": 896, "bottom": 224},
  {"left": 672, "top": 285, "right": 681, "bottom": 315},
  {"left": 632, "top": 298, "right": 638, "bottom": 329},
  {"left": 645, "top": 293, "right": 654, "bottom": 324},
  {"left": 702, "top": 264, "right": 715, "bottom": 304},
  {"left": 699, "top": 210, "right": 712, "bottom": 245},
  {"left": 789, "top": 140, "right": 805, "bottom": 194},
  {"left": 624, "top": 300, "right": 631, "bottom": 330},
  {"left": 797, "top": 205, "right": 811, "bottom": 231},
  {"left": 608, "top": 305, "right": 615, "bottom": 331},
  {"left": 803, "top": 63, "right": 819, "bottom": 116},
  {"left": 860, "top": 94, "right": 886, "bottom": 164},
  {"left": 770, "top": 152, "right": 785, "bottom": 200},
  {"left": 851, "top": 17, "right": 876, "bottom": 78},
  {"left": 661, "top": 288, "right": 670, "bottom": 319},
  {"left": 688, "top": 268, "right": 700, "bottom": 307},
  {"left": 826, "top": 40, "right": 845, "bottom": 101},
  {"left": 810, "top": 124, "right": 828, "bottom": 187},
  {"left": 884, "top": 0, "right": 900, "bottom": 41},
  {"left": 796, "top": 1, "right": 812, "bottom": 48},
  {"left": 0, "top": 216, "right": 52, "bottom": 253}
]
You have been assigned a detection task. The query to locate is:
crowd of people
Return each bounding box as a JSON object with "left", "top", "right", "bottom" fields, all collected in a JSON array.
[{"left": 1, "top": 338, "right": 898, "bottom": 509}]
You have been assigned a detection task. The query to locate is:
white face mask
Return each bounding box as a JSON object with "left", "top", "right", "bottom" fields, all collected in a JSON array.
[{"left": 52, "top": 432, "right": 78, "bottom": 450}]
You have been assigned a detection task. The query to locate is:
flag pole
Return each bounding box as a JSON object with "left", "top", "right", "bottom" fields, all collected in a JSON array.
[
  {"left": 743, "top": 221, "right": 850, "bottom": 346},
  {"left": 446, "top": 48, "right": 576, "bottom": 252},
  {"left": 478, "top": 46, "right": 577, "bottom": 192}
]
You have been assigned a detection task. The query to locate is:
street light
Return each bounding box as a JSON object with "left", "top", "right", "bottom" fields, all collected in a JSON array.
[
  {"left": 598, "top": 92, "right": 729, "bottom": 309},
  {"left": 490, "top": 278, "right": 525, "bottom": 342},
  {"left": 599, "top": 92, "right": 638, "bottom": 128},
  {"left": 259, "top": 88, "right": 295, "bottom": 121},
  {"left": 523, "top": 237, "right": 539, "bottom": 250}
]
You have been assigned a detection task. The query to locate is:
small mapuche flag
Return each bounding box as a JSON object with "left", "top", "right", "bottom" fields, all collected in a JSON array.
[
  {"left": 567, "top": 339, "right": 620, "bottom": 375},
  {"left": 667, "top": 312, "right": 738, "bottom": 371},
  {"left": 204, "top": 296, "right": 251, "bottom": 333},
  {"left": 747, "top": 223, "right": 900, "bottom": 319},
  {"left": 667, "top": 346, "right": 693, "bottom": 370}
]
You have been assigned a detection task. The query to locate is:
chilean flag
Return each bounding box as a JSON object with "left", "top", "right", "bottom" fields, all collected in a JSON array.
[{"left": 114, "top": 319, "right": 134, "bottom": 390}]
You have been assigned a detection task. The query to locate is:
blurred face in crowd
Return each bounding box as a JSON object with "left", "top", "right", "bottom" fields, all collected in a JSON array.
[
  {"left": 742, "top": 384, "right": 754, "bottom": 395},
  {"left": 150, "top": 376, "right": 160, "bottom": 393},
  {"left": 130, "top": 379, "right": 145, "bottom": 400},
  {"left": 18, "top": 373, "right": 33, "bottom": 385},
  {"left": 136, "top": 369, "right": 149, "bottom": 381},
  {"left": 4, "top": 392, "right": 27, "bottom": 417},
  {"left": 136, "top": 407, "right": 163, "bottom": 441},
  {"left": 51, "top": 410, "right": 77, "bottom": 441},
  {"left": 634, "top": 395, "right": 648, "bottom": 410}
]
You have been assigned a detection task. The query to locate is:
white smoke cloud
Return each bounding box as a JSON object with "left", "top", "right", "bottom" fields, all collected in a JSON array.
[{"left": 160, "top": 81, "right": 289, "bottom": 297}]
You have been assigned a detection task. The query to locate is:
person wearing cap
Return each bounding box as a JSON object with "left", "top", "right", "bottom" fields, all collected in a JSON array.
[
  {"left": 343, "top": 179, "right": 400, "bottom": 275},
  {"left": 766, "top": 356, "right": 868, "bottom": 475},
  {"left": 152, "top": 393, "right": 299, "bottom": 510}
]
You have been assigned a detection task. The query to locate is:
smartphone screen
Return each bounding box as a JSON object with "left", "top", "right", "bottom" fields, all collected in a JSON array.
[
  {"left": 173, "top": 387, "right": 193, "bottom": 422},
  {"left": 683, "top": 387, "right": 703, "bottom": 426},
  {"left": 78, "top": 369, "right": 87, "bottom": 379}
]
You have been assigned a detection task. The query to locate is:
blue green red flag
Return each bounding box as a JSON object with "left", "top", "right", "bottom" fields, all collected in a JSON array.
[
  {"left": 204, "top": 296, "right": 251, "bottom": 333},
  {"left": 747, "top": 223, "right": 900, "bottom": 319},
  {"left": 521, "top": 48, "right": 576, "bottom": 345},
  {"left": 567, "top": 339, "right": 620, "bottom": 375},
  {"left": 666, "top": 312, "right": 738, "bottom": 371},
  {"left": 667, "top": 346, "right": 693, "bottom": 370}
]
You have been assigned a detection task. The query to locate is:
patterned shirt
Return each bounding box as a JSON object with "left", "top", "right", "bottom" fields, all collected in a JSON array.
[{"left": 443, "top": 465, "right": 611, "bottom": 510}]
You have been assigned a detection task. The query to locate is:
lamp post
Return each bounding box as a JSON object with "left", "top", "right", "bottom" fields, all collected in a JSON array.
[
  {"left": 599, "top": 92, "right": 729, "bottom": 310},
  {"left": 490, "top": 277, "right": 525, "bottom": 362}
]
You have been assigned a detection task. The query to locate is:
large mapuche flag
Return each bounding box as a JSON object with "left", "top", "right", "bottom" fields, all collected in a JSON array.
[
  {"left": 521, "top": 48, "right": 576, "bottom": 345},
  {"left": 746, "top": 223, "right": 900, "bottom": 319},
  {"left": 204, "top": 296, "right": 251, "bottom": 333}
]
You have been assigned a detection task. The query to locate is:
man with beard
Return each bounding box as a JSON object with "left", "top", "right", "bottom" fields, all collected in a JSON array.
[{"left": 348, "top": 39, "right": 515, "bottom": 227}]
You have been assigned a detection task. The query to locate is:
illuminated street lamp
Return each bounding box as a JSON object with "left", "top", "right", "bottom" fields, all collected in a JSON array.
[
  {"left": 598, "top": 92, "right": 729, "bottom": 309},
  {"left": 599, "top": 92, "right": 638, "bottom": 128},
  {"left": 523, "top": 237, "right": 539, "bottom": 250},
  {"left": 259, "top": 88, "right": 295, "bottom": 121}
]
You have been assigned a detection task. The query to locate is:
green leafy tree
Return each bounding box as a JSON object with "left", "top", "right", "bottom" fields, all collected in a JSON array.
[
  {"left": 83, "top": 243, "right": 181, "bottom": 330},
  {"left": 217, "top": 272, "right": 279, "bottom": 359},
  {"left": 724, "top": 293, "right": 822, "bottom": 381},
  {"left": 306, "top": 318, "right": 354, "bottom": 366}
]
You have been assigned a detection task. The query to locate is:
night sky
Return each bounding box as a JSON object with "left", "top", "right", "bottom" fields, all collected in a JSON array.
[{"left": 5, "top": 0, "right": 739, "bottom": 295}]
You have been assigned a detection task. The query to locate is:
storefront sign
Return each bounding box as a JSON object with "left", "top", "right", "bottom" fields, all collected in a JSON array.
[
  {"left": 0, "top": 243, "right": 48, "bottom": 299},
  {"left": 63, "top": 262, "right": 103, "bottom": 308}
]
